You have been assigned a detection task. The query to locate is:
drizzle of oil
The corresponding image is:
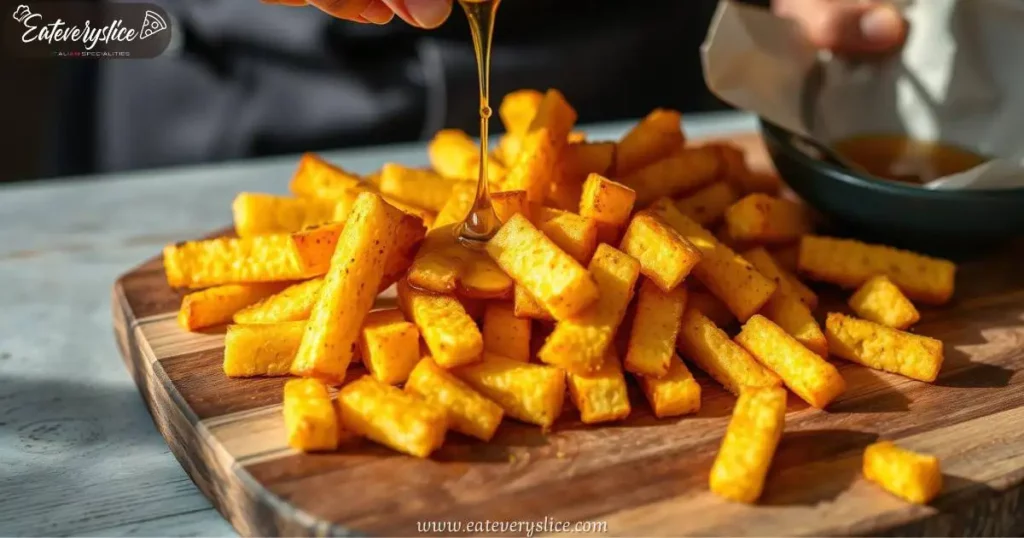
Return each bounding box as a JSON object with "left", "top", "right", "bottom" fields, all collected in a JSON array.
[
  {"left": 456, "top": 0, "right": 502, "bottom": 248},
  {"left": 831, "top": 134, "right": 988, "bottom": 184}
]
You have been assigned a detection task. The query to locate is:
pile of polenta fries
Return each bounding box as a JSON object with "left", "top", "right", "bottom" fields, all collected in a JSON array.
[{"left": 164, "top": 89, "right": 954, "bottom": 506}]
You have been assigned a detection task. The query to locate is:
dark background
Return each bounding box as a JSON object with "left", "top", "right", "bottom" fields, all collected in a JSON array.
[{"left": 1, "top": 0, "right": 768, "bottom": 184}]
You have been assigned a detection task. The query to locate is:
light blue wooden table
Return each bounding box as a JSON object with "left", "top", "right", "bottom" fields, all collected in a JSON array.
[{"left": 0, "top": 112, "right": 757, "bottom": 537}]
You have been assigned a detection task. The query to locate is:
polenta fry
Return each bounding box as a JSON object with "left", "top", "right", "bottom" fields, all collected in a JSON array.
[
  {"left": 233, "top": 278, "right": 323, "bottom": 324},
  {"left": 289, "top": 153, "right": 363, "bottom": 199},
  {"left": 674, "top": 181, "right": 739, "bottom": 226},
  {"left": 232, "top": 193, "right": 337, "bottom": 237},
  {"left": 636, "top": 357, "right": 702, "bottom": 418},
  {"left": 688, "top": 289, "right": 736, "bottom": 328},
  {"left": 163, "top": 234, "right": 313, "bottom": 288},
  {"left": 742, "top": 247, "right": 817, "bottom": 309},
  {"left": 614, "top": 109, "right": 685, "bottom": 176},
  {"left": 336, "top": 376, "right": 448, "bottom": 458},
  {"left": 622, "top": 146, "right": 720, "bottom": 206},
  {"left": 178, "top": 282, "right": 289, "bottom": 331},
  {"left": 735, "top": 315, "right": 846, "bottom": 409},
  {"left": 724, "top": 193, "right": 813, "bottom": 245},
  {"left": 538, "top": 244, "right": 640, "bottom": 374},
  {"left": 625, "top": 280, "right": 687, "bottom": 378},
  {"left": 483, "top": 302, "right": 532, "bottom": 362},
  {"left": 397, "top": 279, "right": 483, "bottom": 368},
  {"left": 863, "top": 441, "right": 942, "bottom": 504},
  {"left": 566, "top": 349, "right": 631, "bottom": 424},
  {"left": 283, "top": 378, "right": 340, "bottom": 452},
  {"left": 453, "top": 353, "right": 565, "bottom": 429},
  {"left": 848, "top": 275, "right": 921, "bottom": 330},
  {"left": 490, "top": 190, "right": 531, "bottom": 223},
  {"left": 677, "top": 307, "right": 779, "bottom": 395},
  {"left": 428, "top": 129, "right": 505, "bottom": 182},
  {"left": 405, "top": 357, "right": 505, "bottom": 441},
  {"left": 579, "top": 173, "right": 636, "bottom": 242},
  {"left": 513, "top": 286, "right": 555, "bottom": 321},
  {"left": 709, "top": 386, "right": 787, "bottom": 503},
  {"left": 223, "top": 321, "right": 305, "bottom": 377},
  {"left": 533, "top": 206, "right": 599, "bottom": 264},
  {"left": 619, "top": 211, "right": 701, "bottom": 291},
  {"left": 359, "top": 309, "right": 421, "bottom": 385},
  {"left": 378, "top": 163, "right": 455, "bottom": 212},
  {"left": 499, "top": 89, "right": 543, "bottom": 135},
  {"left": 825, "top": 313, "right": 943, "bottom": 382}
]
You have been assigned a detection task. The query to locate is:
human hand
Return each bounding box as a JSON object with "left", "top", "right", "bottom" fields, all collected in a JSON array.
[
  {"left": 773, "top": 0, "right": 907, "bottom": 54},
  {"left": 263, "top": 0, "right": 453, "bottom": 29}
]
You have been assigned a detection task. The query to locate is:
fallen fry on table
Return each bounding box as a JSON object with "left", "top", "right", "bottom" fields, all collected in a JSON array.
[
  {"left": 336, "top": 376, "right": 448, "bottom": 458},
  {"left": 709, "top": 386, "right": 787, "bottom": 503},
  {"left": 178, "top": 282, "right": 289, "bottom": 331},
  {"left": 538, "top": 244, "right": 640, "bottom": 374},
  {"left": 848, "top": 275, "right": 921, "bottom": 330},
  {"left": 283, "top": 378, "right": 340, "bottom": 452},
  {"left": 405, "top": 357, "right": 504, "bottom": 442},
  {"left": 863, "top": 441, "right": 942, "bottom": 504},
  {"left": 625, "top": 280, "right": 688, "bottom": 378},
  {"left": 223, "top": 321, "right": 306, "bottom": 377},
  {"left": 677, "top": 307, "right": 780, "bottom": 395},
  {"left": 826, "top": 313, "right": 943, "bottom": 382},
  {"left": 736, "top": 314, "right": 846, "bottom": 409}
]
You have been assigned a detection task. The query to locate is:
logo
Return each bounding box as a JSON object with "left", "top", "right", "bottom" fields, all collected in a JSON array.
[{"left": 4, "top": 2, "right": 172, "bottom": 59}]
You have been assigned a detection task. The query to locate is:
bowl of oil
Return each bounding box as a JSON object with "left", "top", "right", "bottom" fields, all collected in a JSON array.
[{"left": 759, "top": 119, "right": 1024, "bottom": 255}]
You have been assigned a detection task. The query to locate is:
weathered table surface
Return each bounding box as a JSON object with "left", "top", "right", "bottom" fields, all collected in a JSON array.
[{"left": 0, "top": 112, "right": 758, "bottom": 536}]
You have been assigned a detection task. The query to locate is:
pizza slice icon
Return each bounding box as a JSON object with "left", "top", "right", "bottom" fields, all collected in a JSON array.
[{"left": 139, "top": 10, "right": 167, "bottom": 40}]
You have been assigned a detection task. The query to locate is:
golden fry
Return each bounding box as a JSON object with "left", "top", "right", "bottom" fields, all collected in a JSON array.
[
  {"left": 336, "top": 376, "right": 448, "bottom": 458},
  {"left": 223, "top": 321, "right": 305, "bottom": 377},
  {"left": 483, "top": 302, "right": 532, "bottom": 362},
  {"left": 499, "top": 89, "right": 543, "bottom": 135},
  {"left": 579, "top": 173, "right": 636, "bottom": 233},
  {"left": 625, "top": 280, "right": 687, "bottom": 378},
  {"left": 533, "top": 206, "right": 599, "bottom": 264},
  {"left": 405, "top": 358, "right": 505, "bottom": 441},
  {"left": 742, "top": 247, "right": 816, "bottom": 307},
  {"left": 163, "top": 234, "right": 313, "bottom": 288},
  {"left": 619, "top": 211, "right": 701, "bottom": 292},
  {"left": 649, "top": 199, "right": 777, "bottom": 321},
  {"left": 566, "top": 350, "right": 631, "bottom": 424},
  {"left": 848, "top": 275, "right": 921, "bottom": 330},
  {"left": 674, "top": 181, "right": 739, "bottom": 226},
  {"left": 283, "top": 378, "right": 339, "bottom": 452},
  {"left": 761, "top": 292, "right": 828, "bottom": 357},
  {"left": 289, "top": 153, "right": 363, "bottom": 199},
  {"left": 428, "top": 129, "right": 505, "bottom": 182},
  {"left": 709, "top": 386, "right": 787, "bottom": 503},
  {"left": 432, "top": 182, "right": 476, "bottom": 230},
  {"left": 491, "top": 190, "right": 531, "bottom": 223},
  {"left": 232, "top": 193, "right": 337, "bottom": 237},
  {"left": 538, "top": 244, "right": 640, "bottom": 374},
  {"left": 798, "top": 235, "right": 956, "bottom": 305},
  {"left": 378, "top": 163, "right": 454, "bottom": 212},
  {"left": 735, "top": 315, "right": 846, "bottom": 409},
  {"left": 486, "top": 214, "right": 599, "bottom": 320},
  {"left": 502, "top": 128, "right": 560, "bottom": 203},
  {"left": 863, "top": 441, "right": 942, "bottom": 504},
  {"left": 825, "top": 313, "right": 942, "bottom": 382},
  {"left": 677, "top": 307, "right": 779, "bottom": 395},
  {"left": 178, "top": 283, "right": 288, "bottom": 331},
  {"left": 513, "top": 286, "right": 555, "bottom": 321},
  {"left": 622, "top": 146, "right": 720, "bottom": 206},
  {"left": 724, "top": 194, "right": 813, "bottom": 244},
  {"left": 614, "top": 109, "right": 685, "bottom": 176},
  {"left": 636, "top": 357, "right": 702, "bottom": 418},
  {"left": 548, "top": 142, "right": 617, "bottom": 211},
  {"left": 453, "top": 353, "right": 566, "bottom": 429},
  {"left": 397, "top": 280, "right": 483, "bottom": 369},
  {"left": 527, "top": 88, "right": 578, "bottom": 142},
  {"left": 359, "top": 309, "right": 421, "bottom": 385},
  {"left": 711, "top": 142, "right": 781, "bottom": 195},
  {"left": 233, "top": 278, "right": 323, "bottom": 324},
  {"left": 687, "top": 289, "right": 736, "bottom": 328},
  {"left": 291, "top": 193, "right": 400, "bottom": 381}
]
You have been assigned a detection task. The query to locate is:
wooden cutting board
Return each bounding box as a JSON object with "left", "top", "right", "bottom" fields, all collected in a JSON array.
[{"left": 112, "top": 134, "right": 1024, "bottom": 537}]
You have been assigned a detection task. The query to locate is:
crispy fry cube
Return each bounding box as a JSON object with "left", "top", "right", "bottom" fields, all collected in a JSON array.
[
  {"left": 513, "top": 286, "right": 554, "bottom": 321},
  {"left": 405, "top": 357, "right": 505, "bottom": 441},
  {"left": 178, "top": 283, "right": 288, "bottom": 331},
  {"left": 291, "top": 193, "right": 400, "bottom": 381},
  {"left": 289, "top": 153, "right": 362, "bottom": 199},
  {"left": 358, "top": 309, "right": 421, "bottom": 385},
  {"left": 233, "top": 278, "right": 323, "bottom": 324},
  {"left": 232, "top": 193, "right": 337, "bottom": 237},
  {"left": 163, "top": 234, "right": 312, "bottom": 288},
  {"left": 636, "top": 357, "right": 702, "bottom": 418},
  {"left": 483, "top": 302, "right": 531, "bottom": 362},
  {"left": 453, "top": 353, "right": 565, "bottom": 429},
  {"left": 761, "top": 292, "right": 828, "bottom": 357},
  {"left": 397, "top": 280, "right": 483, "bottom": 368},
  {"left": 491, "top": 190, "right": 531, "bottom": 223},
  {"left": 533, "top": 206, "right": 599, "bottom": 264},
  {"left": 674, "top": 181, "right": 740, "bottom": 226},
  {"left": 579, "top": 173, "right": 636, "bottom": 231},
  {"left": 528, "top": 88, "right": 578, "bottom": 142},
  {"left": 863, "top": 441, "right": 942, "bottom": 504},
  {"left": 499, "top": 89, "right": 543, "bottom": 135},
  {"left": 378, "top": 163, "right": 454, "bottom": 212},
  {"left": 539, "top": 244, "right": 640, "bottom": 374},
  {"left": 709, "top": 386, "right": 787, "bottom": 503},
  {"left": 650, "top": 199, "right": 777, "bottom": 321},
  {"left": 688, "top": 289, "right": 736, "bottom": 328},
  {"left": 566, "top": 349, "right": 631, "bottom": 424},
  {"left": 725, "top": 194, "right": 813, "bottom": 244},
  {"left": 848, "top": 275, "right": 921, "bottom": 330},
  {"left": 826, "top": 313, "right": 942, "bottom": 382},
  {"left": 623, "top": 146, "right": 721, "bottom": 206},
  {"left": 677, "top": 307, "right": 779, "bottom": 395},
  {"left": 486, "top": 214, "right": 599, "bottom": 320},
  {"left": 502, "top": 128, "right": 560, "bottom": 203},
  {"left": 428, "top": 129, "right": 505, "bottom": 182},
  {"left": 548, "top": 142, "right": 618, "bottom": 212},
  {"left": 336, "top": 376, "right": 447, "bottom": 458},
  {"left": 290, "top": 223, "right": 345, "bottom": 276},
  {"left": 614, "top": 109, "right": 685, "bottom": 176},
  {"left": 283, "top": 378, "right": 339, "bottom": 452},
  {"left": 798, "top": 236, "right": 956, "bottom": 305},
  {"left": 223, "top": 321, "right": 305, "bottom": 377},
  {"left": 625, "top": 280, "right": 687, "bottom": 378},
  {"left": 620, "top": 211, "right": 701, "bottom": 292},
  {"left": 736, "top": 315, "right": 846, "bottom": 409}
]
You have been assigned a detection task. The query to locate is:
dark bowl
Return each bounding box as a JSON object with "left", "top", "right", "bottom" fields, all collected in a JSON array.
[{"left": 759, "top": 119, "right": 1024, "bottom": 257}]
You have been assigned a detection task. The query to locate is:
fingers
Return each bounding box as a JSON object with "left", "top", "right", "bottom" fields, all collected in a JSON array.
[
  {"left": 304, "top": 0, "right": 378, "bottom": 21},
  {"left": 773, "top": 0, "right": 907, "bottom": 54},
  {"left": 381, "top": 0, "right": 453, "bottom": 29}
]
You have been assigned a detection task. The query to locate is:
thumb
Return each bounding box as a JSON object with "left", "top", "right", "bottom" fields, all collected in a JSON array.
[{"left": 774, "top": 0, "right": 907, "bottom": 54}]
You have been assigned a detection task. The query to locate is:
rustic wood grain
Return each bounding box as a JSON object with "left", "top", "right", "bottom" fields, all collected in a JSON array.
[{"left": 112, "top": 134, "right": 1024, "bottom": 537}]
